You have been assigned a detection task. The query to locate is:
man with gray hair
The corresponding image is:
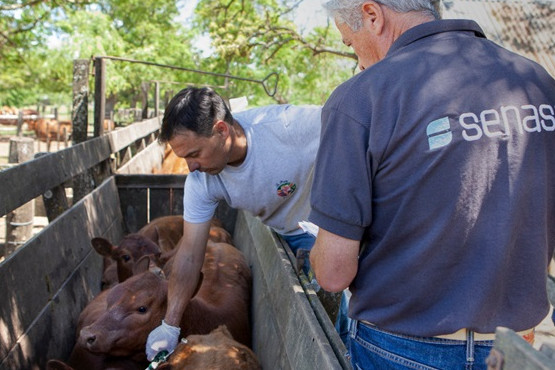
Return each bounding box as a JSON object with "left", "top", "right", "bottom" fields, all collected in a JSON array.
[{"left": 309, "top": 0, "right": 555, "bottom": 368}]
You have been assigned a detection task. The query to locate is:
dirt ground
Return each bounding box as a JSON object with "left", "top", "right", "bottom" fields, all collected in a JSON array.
[{"left": 1, "top": 131, "right": 555, "bottom": 356}]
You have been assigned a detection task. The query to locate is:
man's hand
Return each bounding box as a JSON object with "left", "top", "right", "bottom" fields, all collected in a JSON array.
[{"left": 145, "top": 320, "right": 181, "bottom": 361}]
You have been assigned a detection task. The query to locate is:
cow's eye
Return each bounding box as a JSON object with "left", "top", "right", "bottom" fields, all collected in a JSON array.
[
  {"left": 122, "top": 255, "right": 131, "bottom": 262},
  {"left": 137, "top": 306, "right": 147, "bottom": 313}
]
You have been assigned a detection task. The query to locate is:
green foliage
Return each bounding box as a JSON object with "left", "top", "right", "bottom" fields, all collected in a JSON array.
[
  {"left": 192, "top": 0, "right": 355, "bottom": 106},
  {"left": 0, "top": 0, "right": 357, "bottom": 110}
]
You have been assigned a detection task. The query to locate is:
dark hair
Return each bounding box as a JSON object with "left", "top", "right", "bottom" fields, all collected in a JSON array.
[{"left": 159, "top": 87, "right": 233, "bottom": 143}]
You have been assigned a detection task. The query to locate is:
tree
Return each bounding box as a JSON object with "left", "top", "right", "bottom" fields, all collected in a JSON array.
[
  {"left": 191, "top": 0, "right": 357, "bottom": 106},
  {"left": 0, "top": 0, "right": 87, "bottom": 106},
  {"left": 0, "top": 0, "right": 359, "bottom": 109}
]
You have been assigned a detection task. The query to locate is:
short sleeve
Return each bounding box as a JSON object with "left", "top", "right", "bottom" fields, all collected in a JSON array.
[
  {"left": 183, "top": 172, "right": 219, "bottom": 223},
  {"left": 309, "top": 107, "right": 373, "bottom": 240}
]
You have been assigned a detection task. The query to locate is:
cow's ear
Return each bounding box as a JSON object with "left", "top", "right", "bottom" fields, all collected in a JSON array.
[
  {"left": 134, "top": 255, "right": 151, "bottom": 274},
  {"left": 191, "top": 271, "right": 204, "bottom": 298},
  {"left": 156, "top": 363, "right": 172, "bottom": 370},
  {"left": 151, "top": 252, "right": 163, "bottom": 267},
  {"left": 46, "top": 359, "right": 74, "bottom": 370},
  {"left": 91, "top": 238, "right": 113, "bottom": 257}
]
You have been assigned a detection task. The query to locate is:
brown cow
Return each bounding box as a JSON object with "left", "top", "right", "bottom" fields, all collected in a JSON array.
[
  {"left": 46, "top": 343, "right": 144, "bottom": 370},
  {"left": 92, "top": 215, "right": 184, "bottom": 289},
  {"left": 34, "top": 118, "right": 71, "bottom": 142},
  {"left": 135, "top": 215, "right": 184, "bottom": 252},
  {"left": 152, "top": 145, "right": 190, "bottom": 175},
  {"left": 47, "top": 326, "right": 260, "bottom": 370},
  {"left": 46, "top": 259, "right": 156, "bottom": 370},
  {"left": 94, "top": 216, "right": 233, "bottom": 289},
  {"left": 157, "top": 325, "right": 260, "bottom": 370},
  {"left": 103, "top": 119, "right": 115, "bottom": 132},
  {"left": 77, "top": 242, "right": 251, "bottom": 363},
  {"left": 92, "top": 234, "right": 163, "bottom": 289}
]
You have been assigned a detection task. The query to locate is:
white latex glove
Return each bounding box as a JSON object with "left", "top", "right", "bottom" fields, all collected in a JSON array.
[{"left": 145, "top": 320, "right": 181, "bottom": 361}]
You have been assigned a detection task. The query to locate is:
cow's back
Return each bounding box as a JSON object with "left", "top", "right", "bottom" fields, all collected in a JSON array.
[
  {"left": 182, "top": 242, "right": 252, "bottom": 347},
  {"left": 138, "top": 215, "right": 183, "bottom": 252},
  {"left": 159, "top": 325, "right": 260, "bottom": 370}
]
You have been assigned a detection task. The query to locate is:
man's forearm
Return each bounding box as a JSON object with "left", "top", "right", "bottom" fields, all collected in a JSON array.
[
  {"left": 310, "top": 227, "right": 360, "bottom": 292},
  {"left": 164, "top": 251, "right": 203, "bottom": 326},
  {"left": 164, "top": 222, "right": 210, "bottom": 327}
]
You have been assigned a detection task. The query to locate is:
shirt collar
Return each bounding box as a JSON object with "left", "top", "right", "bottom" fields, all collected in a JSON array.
[{"left": 387, "top": 19, "right": 487, "bottom": 56}]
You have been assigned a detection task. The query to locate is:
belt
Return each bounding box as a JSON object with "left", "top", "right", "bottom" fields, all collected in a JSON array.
[
  {"left": 435, "top": 328, "right": 535, "bottom": 343},
  {"left": 360, "top": 320, "right": 534, "bottom": 344}
]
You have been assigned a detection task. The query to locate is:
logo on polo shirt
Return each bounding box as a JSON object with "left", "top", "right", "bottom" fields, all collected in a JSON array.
[
  {"left": 276, "top": 180, "right": 296, "bottom": 197},
  {"left": 427, "top": 117, "right": 452, "bottom": 150},
  {"left": 426, "top": 104, "right": 555, "bottom": 150}
]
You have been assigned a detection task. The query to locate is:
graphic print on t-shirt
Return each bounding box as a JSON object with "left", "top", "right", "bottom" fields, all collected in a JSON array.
[{"left": 276, "top": 180, "right": 297, "bottom": 197}]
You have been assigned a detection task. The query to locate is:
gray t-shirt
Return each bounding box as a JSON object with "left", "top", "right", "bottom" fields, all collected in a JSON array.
[
  {"left": 184, "top": 104, "right": 321, "bottom": 235},
  {"left": 310, "top": 19, "right": 555, "bottom": 336}
]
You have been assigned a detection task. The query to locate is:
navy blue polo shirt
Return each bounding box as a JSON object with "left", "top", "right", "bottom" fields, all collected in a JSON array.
[{"left": 309, "top": 19, "right": 555, "bottom": 336}]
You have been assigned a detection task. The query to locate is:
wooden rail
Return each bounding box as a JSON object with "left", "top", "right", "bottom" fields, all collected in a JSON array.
[{"left": 0, "top": 117, "right": 163, "bottom": 219}]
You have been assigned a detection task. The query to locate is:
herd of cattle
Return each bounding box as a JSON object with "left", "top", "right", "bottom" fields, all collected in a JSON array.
[
  {"left": 0, "top": 106, "right": 116, "bottom": 143},
  {"left": 1, "top": 106, "right": 190, "bottom": 174},
  {"left": 46, "top": 215, "right": 261, "bottom": 369}
]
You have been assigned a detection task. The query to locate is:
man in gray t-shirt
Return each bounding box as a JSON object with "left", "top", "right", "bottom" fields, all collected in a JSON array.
[
  {"left": 144, "top": 87, "right": 322, "bottom": 361},
  {"left": 309, "top": 0, "right": 555, "bottom": 368}
]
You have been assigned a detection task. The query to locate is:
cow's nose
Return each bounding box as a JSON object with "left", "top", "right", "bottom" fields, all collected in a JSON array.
[
  {"left": 80, "top": 328, "right": 97, "bottom": 347},
  {"left": 86, "top": 334, "right": 96, "bottom": 345}
]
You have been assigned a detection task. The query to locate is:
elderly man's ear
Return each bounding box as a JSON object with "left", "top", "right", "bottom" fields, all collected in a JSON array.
[{"left": 362, "top": 1, "right": 385, "bottom": 34}]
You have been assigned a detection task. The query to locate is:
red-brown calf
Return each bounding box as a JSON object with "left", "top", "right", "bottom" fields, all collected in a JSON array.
[
  {"left": 78, "top": 242, "right": 252, "bottom": 362},
  {"left": 158, "top": 325, "right": 260, "bottom": 370},
  {"left": 34, "top": 118, "right": 71, "bottom": 142},
  {"left": 92, "top": 215, "right": 184, "bottom": 289}
]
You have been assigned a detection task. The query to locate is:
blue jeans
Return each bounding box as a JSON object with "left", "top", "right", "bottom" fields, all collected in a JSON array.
[
  {"left": 336, "top": 289, "right": 352, "bottom": 348},
  {"left": 349, "top": 320, "right": 494, "bottom": 370},
  {"left": 280, "top": 232, "right": 316, "bottom": 275}
]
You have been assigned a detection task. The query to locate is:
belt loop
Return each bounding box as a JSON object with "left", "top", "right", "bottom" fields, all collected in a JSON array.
[
  {"left": 465, "top": 330, "right": 475, "bottom": 370},
  {"left": 350, "top": 319, "right": 358, "bottom": 339}
]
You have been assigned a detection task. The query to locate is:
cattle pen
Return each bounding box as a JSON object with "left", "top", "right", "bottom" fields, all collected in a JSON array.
[
  {"left": 0, "top": 110, "right": 351, "bottom": 369},
  {"left": 2, "top": 54, "right": 555, "bottom": 369}
]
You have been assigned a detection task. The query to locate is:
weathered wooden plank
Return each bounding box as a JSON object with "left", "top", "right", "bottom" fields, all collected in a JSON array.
[
  {"left": 0, "top": 136, "right": 112, "bottom": 218},
  {"left": 115, "top": 174, "right": 186, "bottom": 189},
  {"left": 488, "top": 327, "right": 555, "bottom": 370},
  {"left": 108, "top": 117, "right": 160, "bottom": 153},
  {"left": 117, "top": 140, "right": 165, "bottom": 175},
  {"left": 116, "top": 174, "right": 186, "bottom": 232},
  {"left": 149, "top": 187, "right": 175, "bottom": 221},
  {"left": 170, "top": 187, "right": 184, "bottom": 216},
  {"left": 2, "top": 252, "right": 100, "bottom": 370},
  {"left": 118, "top": 187, "right": 148, "bottom": 233},
  {"left": 0, "top": 178, "right": 125, "bottom": 369},
  {"left": 233, "top": 211, "right": 349, "bottom": 370}
]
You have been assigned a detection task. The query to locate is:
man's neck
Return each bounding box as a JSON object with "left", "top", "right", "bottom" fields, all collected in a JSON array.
[
  {"left": 386, "top": 9, "right": 436, "bottom": 47},
  {"left": 227, "top": 121, "right": 248, "bottom": 167}
]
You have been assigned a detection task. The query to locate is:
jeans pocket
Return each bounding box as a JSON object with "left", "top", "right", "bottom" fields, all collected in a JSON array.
[{"left": 351, "top": 334, "right": 439, "bottom": 370}]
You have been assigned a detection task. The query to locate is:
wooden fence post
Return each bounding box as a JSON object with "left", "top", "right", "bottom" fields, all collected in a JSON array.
[
  {"left": 3, "top": 137, "right": 35, "bottom": 258},
  {"left": 72, "top": 59, "right": 95, "bottom": 203},
  {"left": 141, "top": 82, "right": 150, "bottom": 119},
  {"left": 72, "top": 59, "right": 89, "bottom": 143},
  {"left": 154, "top": 81, "right": 160, "bottom": 117},
  {"left": 94, "top": 57, "right": 106, "bottom": 137},
  {"left": 16, "top": 111, "right": 24, "bottom": 137},
  {"left": 35, "top": 152, "right": 69, "bottom": 222}
]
